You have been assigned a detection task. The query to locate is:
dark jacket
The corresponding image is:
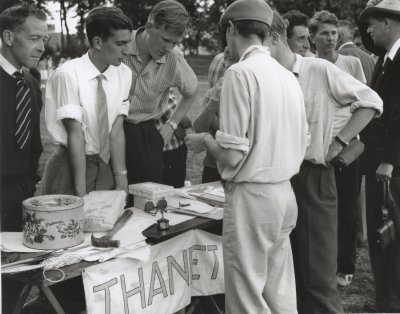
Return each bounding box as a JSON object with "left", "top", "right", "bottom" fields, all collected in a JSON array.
[
  {"left": 359, "top": 42, "right": 400, "bottom": 177},
  {"left": 0, "top": 66, "right": 43, "bottom": 180}
]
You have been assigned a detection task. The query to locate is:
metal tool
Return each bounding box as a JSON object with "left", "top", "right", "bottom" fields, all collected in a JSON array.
[{"left": 91, "top": 209, "right": 133, "bottom": 248}]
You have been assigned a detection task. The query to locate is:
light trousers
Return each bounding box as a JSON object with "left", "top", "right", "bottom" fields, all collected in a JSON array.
[{"left": 223, "top": 181, "right": 298, "bottom": 314}]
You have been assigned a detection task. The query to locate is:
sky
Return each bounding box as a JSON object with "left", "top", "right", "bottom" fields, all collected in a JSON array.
[{"left": 47, "top": 1, "right": 78, "bottom": 34}]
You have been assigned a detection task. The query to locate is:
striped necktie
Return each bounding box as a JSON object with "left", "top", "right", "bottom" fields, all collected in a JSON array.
[
  {"left": 14, "top": 71, "right": 33, "bottom": 150},
  {"left": 96, "top": 74, "right": 110, "bottom": 163}
]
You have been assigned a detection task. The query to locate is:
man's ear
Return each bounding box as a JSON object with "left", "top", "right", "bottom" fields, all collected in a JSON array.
[
  {"left": 145, "top": 21, "right": 153, "bottom": 32},
  {"left": 227, "top": 20, "right": 236, "bottom": 35},
  {"left": 2, "top": 30, "right": 14, "bottom": 47},
  {"left": 92, "top": 36, "right": 103, "bottom": 50},
  {"left": 309, "top": 33, "right": 315, "bottom": 44},
  {"left": 271, "top": 31, "right": 280, "bottom": 44}
]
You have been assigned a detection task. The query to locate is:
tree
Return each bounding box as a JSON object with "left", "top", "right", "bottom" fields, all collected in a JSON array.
[{"left": 271, "top": 0, "right": 368, "bottom": 23}]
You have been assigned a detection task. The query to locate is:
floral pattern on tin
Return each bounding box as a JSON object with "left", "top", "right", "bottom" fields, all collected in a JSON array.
[
  {"left": 57, "top": 219, "right": 81, "bottom": 239},
  {"left": 23, "top": 212, "right": 55, "bottom": 244}
]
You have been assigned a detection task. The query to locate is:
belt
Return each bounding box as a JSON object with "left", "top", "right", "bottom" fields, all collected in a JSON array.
[{"left": 86, "top": 154, "right": 101, "bottom": 162}]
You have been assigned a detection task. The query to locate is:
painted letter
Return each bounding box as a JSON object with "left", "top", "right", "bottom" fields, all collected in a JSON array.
[
  {"left": 148, "top": 261, "right": 168, "bottom": 305},
  {"left": 207, "top": 245, "right": 219, "bottom": 279},
  {"left": 93, "top": 277, "right": 118, "bottom": 314},
  {"left": 167, "top": 250, "right": 190, "bottom": 294},
  {"left": 189, "top": 245, "right": 206, "bottom": 280},
  {"left": 121, "top": 268, "right": 146, "bottom": 311}
]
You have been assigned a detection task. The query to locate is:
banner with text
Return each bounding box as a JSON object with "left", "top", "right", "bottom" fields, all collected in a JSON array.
[{"left": 82, "top": 230, "right": 224, "bottom": 314}]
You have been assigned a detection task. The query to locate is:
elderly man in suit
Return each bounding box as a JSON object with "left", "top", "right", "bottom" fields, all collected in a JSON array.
[
  {"left": 337, "top": 19, "right": 376, "bottom": 85},
  {"left": 0, "top": 4, "right": 48, "bottom": 312},
  {"left": 358, "top": 0, "right": 400, "bottom": 311}
]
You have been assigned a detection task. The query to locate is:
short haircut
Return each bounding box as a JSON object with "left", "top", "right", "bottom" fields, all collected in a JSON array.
[
  {"left": 233, "top": 20, "right": 270, "bottom": 41},
  {"left": 282, "top": 10, "right": 308, "bottom": 39},
  {"left": 308, "top": 10, "right": 338, "bottom": 35},
  {"left": 86, "top": 7, "right": 133, "bottom": 46},
  {"left": 0, "top": 3, "right": 46, "bottom": 38},
  {"left": 338, "top": 19, "right": 354, "bottom": 38},
  {"left": 148, "top": 0, "right": 192, "bottom": 37},
  {"left": 270, "top": 11, "right": 288, "bottom": 38}
]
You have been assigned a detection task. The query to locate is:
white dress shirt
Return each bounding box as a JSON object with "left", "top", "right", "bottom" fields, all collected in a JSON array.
[
  {"left": 0, "top": 53, "right": 19, "bottom": 76},
  {"left": 385, "top": 36, "right": 400, "bottom": 62},
  {"left": 292, "top": 54, "right": 383, "bottom": 166},
  {"left": 216, "top": 45, "right": 308, "bottom": 183},
  {"left": 46, "top": 53, "right": 132, "bottom": 155}
]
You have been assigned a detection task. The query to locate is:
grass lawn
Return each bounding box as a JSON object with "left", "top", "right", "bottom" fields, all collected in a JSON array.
[{"left": 37, "top": 54, "right": 376, "bottom": 313}]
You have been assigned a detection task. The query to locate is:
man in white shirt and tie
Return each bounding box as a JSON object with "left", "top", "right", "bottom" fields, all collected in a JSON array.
[{"left": 43, "top": 7, "right": 132, "bottom": 198}]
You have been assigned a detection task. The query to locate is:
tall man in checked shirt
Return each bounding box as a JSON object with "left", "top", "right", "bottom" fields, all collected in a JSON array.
[
  {"left": 123, "top": 0, "right": 198, "bottom": 186},
  {"left": 265, "top": 11, "right": 383, "bottom": 313}
]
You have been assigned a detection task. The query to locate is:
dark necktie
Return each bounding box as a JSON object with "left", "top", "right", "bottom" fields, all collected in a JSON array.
[
  {"left": 96, "top": 74, "right": 110, "bottom": 163},
  {"left": 372, "top": 57, "right": 392, "bottom": 90},
  {"left": 14, "top": 71, "right": 33, "bottom": 150}
]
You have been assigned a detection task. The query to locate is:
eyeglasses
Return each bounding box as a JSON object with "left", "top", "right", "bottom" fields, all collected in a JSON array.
[{"left": 144, "top": 198, "right": 168, "bottom": 216}]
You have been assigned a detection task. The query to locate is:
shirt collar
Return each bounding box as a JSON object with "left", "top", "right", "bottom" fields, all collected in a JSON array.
[
  {"left": 338, "top": 41, "right": 354, "bottom": 51},
  {"left": 127, "top": 28, "right": 167, "bottom": 64},
  {"left": 239, "top": 45, "right": 270, "bottom": 62},
  {"left": 0, "top": 52, "right": 21, "bottom": 76},
  {"left": 385, "top": 37, "right": 400, "bottom": 62},
  {"left": 291, "top": 53, "right": 302, "bottom": 76},
  {"left": 82, "top": 52, "right": 113, "bottom": 81}
]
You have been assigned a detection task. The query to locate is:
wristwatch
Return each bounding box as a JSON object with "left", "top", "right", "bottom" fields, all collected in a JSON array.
[
  {"left": 334, "top": 135, "right": 348, "bottom": 147},
  {"left": 166, "top": 120, "right": 178, "bottom": 130}
]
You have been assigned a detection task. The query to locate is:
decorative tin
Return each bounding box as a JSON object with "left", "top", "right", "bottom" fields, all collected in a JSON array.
[{"left": 22, "top": 195, "right": 84, "bottom": 250}]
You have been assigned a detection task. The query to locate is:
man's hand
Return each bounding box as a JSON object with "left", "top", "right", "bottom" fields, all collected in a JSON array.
[
  {"left": 159, "top": 124, "right": 174, "bottom": 143},
  {"left": 174, "top": 125, "right": 187, "bottom": 140},
  {"left": 179, "top": 115, "right": 192, "bottom": 129},
  {"left": 185, "top": 133, "right": 207, "bottom": 154},
  {"left": 376, "top": 162, "right": 393, "bottom": 182},
  {"left": 326, "top": 140, "right": 343, "bottom": 165},
  {"left": 114, "top": 174, "right": 128, "bottom": 194}
]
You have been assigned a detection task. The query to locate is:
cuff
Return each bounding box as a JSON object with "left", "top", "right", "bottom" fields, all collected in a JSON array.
[
  {"left": 119, "top": 99, "right": 129, "bottom": 116},
  {"left": 216, "top": 130, "right": 250, "bottom": 153},
  {"left": 56, "top": 104, "right": 83, "bottom": 123},
  {"left": 350, "top": 100, "right": 383, "bottom": 117}
]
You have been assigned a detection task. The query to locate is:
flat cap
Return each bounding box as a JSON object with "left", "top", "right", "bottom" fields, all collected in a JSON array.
[
  {"left": 220, "top": 0, "right": 273, "bottom": 29},
  {"left": 359, "top": 0, "right": 400, "bottom": 23}
]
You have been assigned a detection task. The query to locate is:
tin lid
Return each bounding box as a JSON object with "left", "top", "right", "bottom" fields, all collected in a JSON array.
[{"left": 23, "top": 195, "right": 84, "bottom": 212}]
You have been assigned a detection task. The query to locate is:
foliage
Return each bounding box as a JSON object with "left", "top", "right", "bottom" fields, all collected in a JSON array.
[
  {"left": 271, "top": 0, "right": 367, "bottom": 23},
  {"left": 1, "top": 0, "right": 370, "bottom": 56}
]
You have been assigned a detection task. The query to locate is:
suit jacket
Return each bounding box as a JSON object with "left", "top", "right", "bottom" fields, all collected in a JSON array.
[
  {"left": 338, "top": 42, "right": 375, "bottom": 86},
  {"left": 360, "top": 48, "right": 400, "bottom": 177},
  {"left": 0, "top": 66, "right": 43, "bottom": 179}
]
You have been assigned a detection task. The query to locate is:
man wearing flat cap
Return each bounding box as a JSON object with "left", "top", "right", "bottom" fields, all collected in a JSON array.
[
  {"left": 358, "top": 0, "right": 400, "bottom": 311},
  {"left": 185, "top": 0, "right": 308, "bottom": 312}
]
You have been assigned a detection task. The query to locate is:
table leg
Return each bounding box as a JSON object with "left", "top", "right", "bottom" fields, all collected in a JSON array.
[
  {"left": 41, "top": 286, "right": 66, "bottom": 314},
  {"left": 12, "top": 283, "right": 33, "bottom": 314},
  {"left": 209, "top": 295, "right": 224, "bottom": 314}
]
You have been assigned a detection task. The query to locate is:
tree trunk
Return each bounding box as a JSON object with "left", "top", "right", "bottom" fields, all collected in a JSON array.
[{"left": 60, "top": 0, "right": 70, "bottom": 42}]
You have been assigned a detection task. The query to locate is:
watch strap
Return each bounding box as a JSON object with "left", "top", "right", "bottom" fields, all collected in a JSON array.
[{"left": 334, "top": 135, "right": 348, "bottom": 147}]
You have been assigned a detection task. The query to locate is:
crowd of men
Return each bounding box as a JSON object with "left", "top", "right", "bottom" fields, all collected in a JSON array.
[{"left": 0, "top": 0, "right": 399, "bottom": 313}]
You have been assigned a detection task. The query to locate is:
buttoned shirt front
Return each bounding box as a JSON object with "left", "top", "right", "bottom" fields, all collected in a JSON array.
[
  {"left": 123, "top": 29, "right": 198, "bottom": 124},
  {"left": 45, "top": 53, "right": 132, "bottom": 155},
  {"left": 216, "top": 45, "right": 308, "bottom": 183},
  {"left": 292, "top": 54, "right": 383, "bottom": 166}
]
